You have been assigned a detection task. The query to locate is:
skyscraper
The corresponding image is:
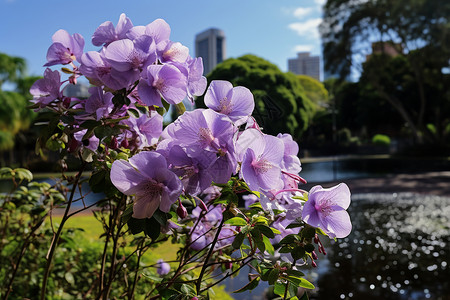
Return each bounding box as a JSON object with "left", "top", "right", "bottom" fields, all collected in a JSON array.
[
  {"left": 288, "top": 52, "right": 321, "bottom": 81},
  {"left": 195, "top": 28, "right": 226, "bottom": 75}
]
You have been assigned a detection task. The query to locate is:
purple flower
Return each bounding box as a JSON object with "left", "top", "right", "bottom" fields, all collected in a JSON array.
[
  {"left": 159, "top": 41, "right": 189, "bottom": 64},
  {"left": 79, "top": 49, "right": 132, "bottom": 90},
  {"left": 104, "top": 36, "right": 156, "bottom": 82},
  {"left": 156, "top": 259, "right": 170, "bottom": 275},
  {"left": 186, "top": 57, "right": 207, "bottom": 99},
  {"left": 204, "top": 80, "right": 254, "bottom": 126},
  {"left": 73, "top": 129, "right": 100, "bottom": 152},
  {"left": 127, "top": 18, "right": 171, "bottom": 48},
  {"left": 92, "top": 13, "right": 133, "bottom": 46},
  {"left": 236, "top": 128, "right": 284, "bottom": 192},
  {"left": 138, "top": 64, "right": 187, "bottom": 106},
  {"left": 44, "top": 29, "right": 84, "bottom": 66},
  {"left": 166, "top": 145, "right": 213, "bottom": 196},
  {"left": 122, "top": 110, "right": 163, "bottom": 149},
  {"left": 30, "top": 68, "right": 62, "bottom": 108},
  {"left": 110, "top": 151, "right": 183, "bottom": 219},
  {"left": 302, "top": 183, "right": 352, "bottom": 238},
  {"left": 85, "top": 87, "right": 113, "bottom": 120}
]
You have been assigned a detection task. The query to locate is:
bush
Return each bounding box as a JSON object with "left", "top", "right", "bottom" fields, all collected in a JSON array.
[{"left": 372, "top": 134, "right": 391, "bottom": 146}]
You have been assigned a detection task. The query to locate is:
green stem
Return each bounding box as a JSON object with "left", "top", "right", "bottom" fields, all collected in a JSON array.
[{"left": 39, "top": 162, "right": 86, "bottom": 300}]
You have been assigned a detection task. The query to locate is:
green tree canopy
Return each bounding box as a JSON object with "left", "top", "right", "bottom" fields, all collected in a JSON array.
[
  {"left": 296, "top": 75, "right": 329, "bottom": 109},
  {"left": 196, "top": 55, "right": 315, "bottom": 137},
  {"left": 321, "top": 0, "right": 450, "bottom": 143},
  {"left": 0, "top": 53, "right": 36, "bottom": 154}
]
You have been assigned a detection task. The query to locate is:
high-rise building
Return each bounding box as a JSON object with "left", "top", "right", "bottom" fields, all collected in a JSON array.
[
  {"left": 288, "top": 52, "right": 321, "bottom": 81},
  {"left": 64, "top": 83, "right": 90, "bottom": 99},
  {"left": 195, "top": 28, "right": 226, "bottom": 75}
]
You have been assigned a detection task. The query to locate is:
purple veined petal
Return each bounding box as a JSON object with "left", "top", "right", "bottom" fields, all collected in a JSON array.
[
  {"left": 302, "top": 199, "right": 321, "bottom": 227},
  {"left": 228, "top": 86, "right": 255, "bottom": 118},
  {"left": 256, "top": 164, "right": 283, "bottom": 191},
  {"left": 92, "top": 21, "right": 115, "bottom": 46},
  {"left": 145, "top": 18, "right": 171, "bottom": 45},
  {"left": 104, "top": 39, "right": 135, "bottom": 72},
  {"left": 133, "top": 35, "right": 157, "bottom": 67},
  {"left": 189, "top": 76, "right": 207, "bottom": 97},
  {"left": 79, "top": 51, "right": 103, "bottom": 78},
  {"left": 51, "top": 29, "right": 72, "bottom": 46},
  {"left": 240, "top": 148, "right": 260, "bottom": 191},
  {"left": 44, "top": 42, "right": 72, "bottom": 66},
  {"left": 71, "top": 33, "right": 85, "bottom": 60},
  {"left": 138, "top": 80, "right": 163, "bottom": 107},
  {"left": 126, "top": 25, "right": 146, "bottom": 40},
  {"left": 157, "top": 64, "right": 187, "bottom": 104},
  {"left": 277, "top": 133, "right": 299, "bottom": 156},
  {"left": 202, "top": 109, "right": 234, "bottom": 141},
  {"left": 116, "top": 13, "right": 133, "bottom": 39},
  {"left": 160, "top": 41, "right": 189, "bottom": 63},
  {"left": 261, "top": 135, "right": 284, "bottom": 165},
  {"left": 210, "top": 155, "right": 234, "bottom": 184},
  {"left": 110, "top": 159, "right": 145, "bottom": 195},
  {"left": 128, "top": 151, "right": 168, "bottom": 180},
  {"left": 132, "top": 193, "right": 161, "bottom": 219},
  {"left": 174, "top": 110, "right": 208, "bottom": 145},
  {"left": 236, "top": 128, "right": 264, "bottom": 160},
  {"left": 204, "top": 80, "right": 233, "bottom": 111},
  {"left": 313, "top": 183, "right": 351, "bottom": 210},
  {"left": 322, "top": 210, "right": 352, "bottom": 238}
]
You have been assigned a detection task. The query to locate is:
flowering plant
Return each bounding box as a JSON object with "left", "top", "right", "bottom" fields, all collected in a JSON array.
[{"left": 29, "top": 14, "right": 352, "bottom": 299}]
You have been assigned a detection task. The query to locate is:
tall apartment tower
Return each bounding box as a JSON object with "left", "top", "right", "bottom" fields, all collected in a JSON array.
[
  {"left": 288, "top": 52, "right": 321, "bottom": 81},
  {"left": 195, "top": 28, "right": 226, "bottom": 75}
]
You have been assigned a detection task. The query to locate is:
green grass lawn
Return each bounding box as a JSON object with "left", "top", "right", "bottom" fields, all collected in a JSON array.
[{"left": 49, "top": 213, "right": 234, "bottom": 300}]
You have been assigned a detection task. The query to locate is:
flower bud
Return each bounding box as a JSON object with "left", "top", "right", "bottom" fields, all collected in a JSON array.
[
  {"left": 311, "top": 251, "right": 318, "bottom": 260},
  {"left": 68, "top": 138, "right": 79, "bottom": 153},
  {"left": 69, "top": 75, "right": 77, "bottom": 85},
  {"left": 177, "top": 201, "right": 187, "bottom": 219},
  {"left": 110, "top": 137, "right": 118, "bottom": 149},
  {"left": 224, "top": 261, "right": 232, "bottom": 269},
  {"left": 121, "top": 139, "right": 129, "bottom": 148},
  {"left": 191, "top": 297, "right": 198, "bottom": 300},
  {"left": 63, "top": 97, "right": 71, "bottom": 108},
  {"left": 311, "top": 261, "right": 317, "bottom": 268}
]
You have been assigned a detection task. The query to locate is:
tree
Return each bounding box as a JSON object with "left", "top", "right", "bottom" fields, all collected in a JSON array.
[
  {"left": 296, "top": 75, "right": 329, "bottom": 109},
  {"left": 0, "top": 53, "right": 37, "bottom": 164},
  {"left": 196, "top": 55, "right": 315, "bottom": 137},
  {"left": 321, "top": 0, "right": 450, "bottom": 144}
]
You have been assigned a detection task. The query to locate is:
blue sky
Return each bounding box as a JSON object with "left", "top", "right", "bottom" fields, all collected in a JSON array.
[{"left": 0, "top": 0, "right": 325, "bottom": 78}]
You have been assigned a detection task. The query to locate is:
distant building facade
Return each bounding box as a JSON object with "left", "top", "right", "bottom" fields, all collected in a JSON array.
[
  {"left": 195, "top": 28, "right": 226, "bottom": 75},
  {"left": 288, "top": 52, "right": 321, "bottom": 81}
]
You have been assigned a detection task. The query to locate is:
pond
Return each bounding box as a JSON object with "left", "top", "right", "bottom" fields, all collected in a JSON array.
[{"left": 224, "top": 192, "right": 450, "bottom": 300}]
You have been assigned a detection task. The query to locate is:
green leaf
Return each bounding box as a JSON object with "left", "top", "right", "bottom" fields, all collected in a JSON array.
[
  {"left": 274, "top": 281, "right": 286, "bottom": 296},
  {"left": 251, "top": 228, "right": 265, "bottom": 253},
  {"left": 233, "top": 276, "right": 260, "bottom": 293},
  {"left": 301, "top": 226, "right": 316, "bottom": 239},
  {"left": 286, "top": 276, "right": 315, "bottom": 289},
  {"left": 291, "top": 246, "right": 305, "bottom": 261},
  {"left": 262, "top": 235, "right": 275, "bottom": 255},
  {"left": 89, "top": 170, "right": 106, "bottom": 193},
  {"left": 256, "top": 225, "right": 275, "bottom": 238},
  {"left": 286, "top": 269, "right": 305, "bottom": 278},
  {"left": 175, "top": 102, "right": 186, "bottom": 115},
  {"left": 153, "top": 210, "right": 168, "bottom": 226},
  {"left": 286, "top": 222, "right": 303, "bottom": 229},
  {"left": 268, "top": 268, "right": 280, "bottom": 285},
  {"left": 14, "top": 168, "right": 33, "bottom": 181},
  {"left": 144, "top": 217, "right": 161, "bottom": 241},
  {"left": 127, "top": 217, "right": 145, "bottom": 235},
  {"left": 304, "top": 243, "right": 315, "bottom": 253},
  {"left": 65, "top": 272, "right": 75, "bottom": 285},
  {"left": 232, "top": 232, "right": 245, "bottom": 249},
  {"left": 279, "top": 234, "right": 298, "bottom": 244},
  {"left": 225, "top": 217, "right": 247, "bottom": 226}
]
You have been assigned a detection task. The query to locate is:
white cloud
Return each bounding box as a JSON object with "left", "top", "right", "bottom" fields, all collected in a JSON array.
[
  {"left": 293, "top": 7, "right": 314, "bottom": 19},
  {"left": 314, "top": 0, "right": 326, "bottom": 5},
  {"left": 288, "top": 18, "right": 322, "bottom": 38},
  {"left": 293, "top": 45, "right": 314, "bottom": 52}
]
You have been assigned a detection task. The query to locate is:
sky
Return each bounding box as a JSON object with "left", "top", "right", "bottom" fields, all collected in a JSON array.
[{"left": 0, "top": 0, "right": 326, "bottom": 79}]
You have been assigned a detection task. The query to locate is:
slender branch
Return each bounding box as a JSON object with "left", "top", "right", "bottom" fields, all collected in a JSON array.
[
  {"left": 40, "top": 160, "right": 86, "bottom": 300},
  {"left": 128, "top": 240, "right": 144, "bottom": 299},
  {"left": 195, "top": 215, "right": 226, "bottom": 295}
]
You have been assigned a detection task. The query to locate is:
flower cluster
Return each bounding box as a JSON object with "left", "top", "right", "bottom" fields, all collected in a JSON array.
[{"left": 31, "top": 14, "right": 353, "bottom": 299}]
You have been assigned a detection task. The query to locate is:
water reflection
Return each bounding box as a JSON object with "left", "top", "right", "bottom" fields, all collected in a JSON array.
[{"left": 310, "top": 193, "right": 450, "bottom": 300}]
